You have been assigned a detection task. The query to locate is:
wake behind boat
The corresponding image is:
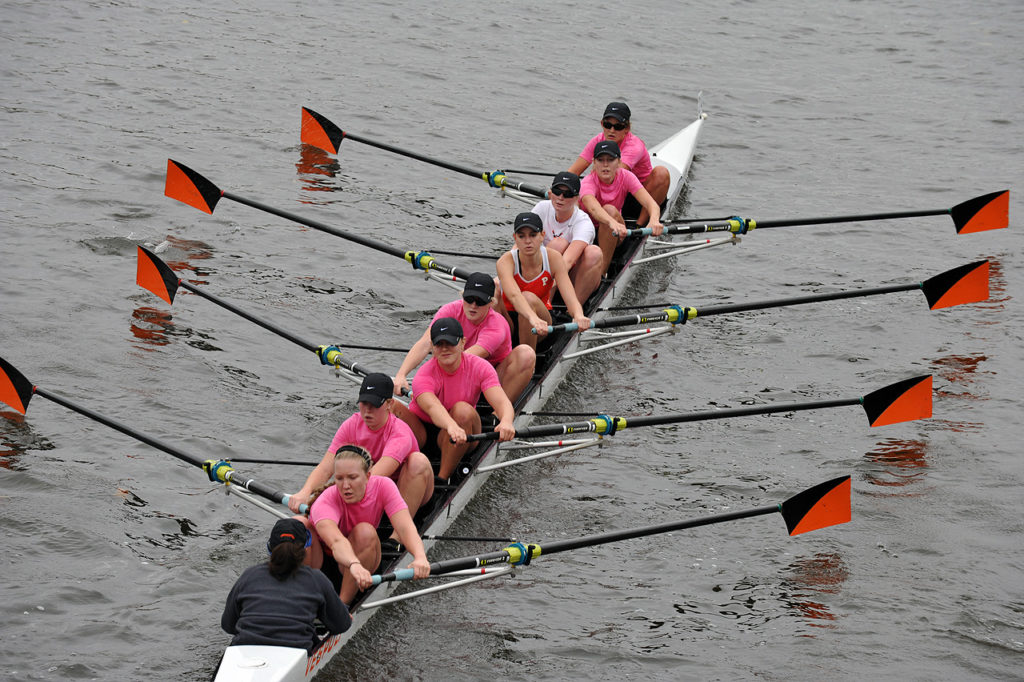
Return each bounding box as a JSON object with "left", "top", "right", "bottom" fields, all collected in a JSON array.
[{"left": 212, "top": 107, "right": 708, "bottom": 682}]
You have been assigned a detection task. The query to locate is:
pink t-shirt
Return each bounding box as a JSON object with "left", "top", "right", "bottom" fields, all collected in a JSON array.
[
  {"left": 432, "top": 300, "right": 511, "bottom": 365},
  {"left": 328, "top": 413, "right": 417, "bottom": 471},
  {"left": 409, "top": 353, "right": 501, "bottom": 422},
  {"left": 580, "top": 168, "right": 643, "bottom": 212},
  {"left": 580, "top": 132, "right": 654, "bottom": 183},
  {"left": 310, "top": 475, "right": 407, "bottom": 536}
]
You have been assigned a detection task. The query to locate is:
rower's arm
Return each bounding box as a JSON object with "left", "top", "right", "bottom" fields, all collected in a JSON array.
[
  {"left": 632, "top": 186, "right": 662, "bottom": 228},
  {"left": 395, "top": 331, "right": 432, "bottom": 391},
  {"left": 483, "top": 384, "right": 516, "bottom": 442},
  {"left": 547, "top": 249, "right": 587, "bottom": 321},
  {"left": 580, "top": 194, "right": 621, "bottom": 232},
  {"left": 289, "top": 449, "right": 335, "bottom": 512},
  {"left": 567, "top": 156, "right": 590, "bottom": 177},
  {"left": 389, "top": 507, "right": 429, "bottom": 566},
  {"left": 416, "top": 391, "right": 461, "bottom": 435},
  {"left": 315, "top": 518, "right": 361, "bottom": 569},
  {"left": 496, "top": 253, "right": 540, "bottom": 323}
]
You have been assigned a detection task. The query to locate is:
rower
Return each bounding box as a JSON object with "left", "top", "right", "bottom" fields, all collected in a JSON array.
[
  {"left": 567, "top": 100, "right": 670, "bottom": 227},
  {"left": 577, "top": 139, "right": 664, "bottom": 274},
  {"left": 393, "top": 272, "right": 535, "bottom": 403},
  {"left": 288, "top": 373, "right": 434, "bottom": 528},
  {"left": 308, "top": 445, "right": 430, "bottom": 605},
  {"left": 529, "top": 171, "right": 604, "bottom": 305},
  {"left": 221, "top": 518, "right": 351, "bottom": 650},
  {"left": 496, "top": 212, "right": 591, "bottom": 351},
  {"left": 390, "top": 317, "right": 515, "bottom": 479}
]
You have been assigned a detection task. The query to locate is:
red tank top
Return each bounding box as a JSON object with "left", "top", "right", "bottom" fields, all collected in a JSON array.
[{"left": 501, "top": 248, "right": 554, "bottom": 311}]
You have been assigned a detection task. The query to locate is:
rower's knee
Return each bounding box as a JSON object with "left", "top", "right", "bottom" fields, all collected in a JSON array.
[
  {"left": 348, "top": 522, "right": 379, "bottom": 552},
  {"left": 450, "top": 401, "right": 481, "bottom": 430}
]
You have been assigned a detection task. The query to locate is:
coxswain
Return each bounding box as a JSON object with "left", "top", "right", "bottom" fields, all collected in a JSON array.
[{"left": 221, "top": 518, "right": 351, "bottom": 650}]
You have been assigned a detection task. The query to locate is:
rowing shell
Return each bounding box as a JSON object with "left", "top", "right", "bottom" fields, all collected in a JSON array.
[{"left": 214, "top": 106, "right": 708, "bottom": 682}]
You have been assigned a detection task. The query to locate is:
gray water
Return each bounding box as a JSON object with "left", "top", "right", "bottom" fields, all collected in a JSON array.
[{"left": 1, "top": 0, "right": 1021, "bottom": 680}]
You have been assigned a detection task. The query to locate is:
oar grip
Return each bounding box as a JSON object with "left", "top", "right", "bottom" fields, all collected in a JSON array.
[{"left": 373, "top": 567, "right": 415, "bottom": 586}]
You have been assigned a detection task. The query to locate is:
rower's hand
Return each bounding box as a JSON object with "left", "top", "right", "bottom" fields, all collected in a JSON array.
[
  {"left": 446, "top": 423, "right": 467, "bottom": 444},
  {"left": 393, "top": 375, "right": 410, "bottom": 397},
  {"left": 349, "top": 562, "right": 373, "bottom": 590},
  {"left": 408, "top": 556, "right": 431, "bottom": 579},
  {"left": 649, "top": 219, "right": 664, "bottom": 236},
  {"left": 495, "top": 420, "right": 515, "bottom": 442},
  {"left": 573, "top": 316, "right": 592, "bottom": 332},
  {"left": 530, "top": 315, "right": 549, "bottom": 337},
  {"left": 287, "top": 492, "right": 309, "bottom": 513},
  {"left": 612, "top": 220, "right": 628, "bottom": 238}
]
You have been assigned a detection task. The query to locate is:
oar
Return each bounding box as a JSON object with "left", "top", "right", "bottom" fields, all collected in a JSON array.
[
  {"left": 625, "top": 190, "right": 1009, "bottom": 237},
  {"left": 466, "top": 375, "right": 932, "bottom": 442},
  {"left": 373, "top": 475, "right": 851, "bottom": 584},
  {"left": 0, "top": 356, "right": 306, "bottom": 513},
  {"left": 300, "top": 107, "right": 548, "bottom": 198},
  {"left": 135, "top": 246, "right": 397, "bottom": 387},
  {"left": 163, "top": 160, "right": 475, "bottom": 281},
  {"left": 542, "top": 260, "right": 990, "bottom": 334}
]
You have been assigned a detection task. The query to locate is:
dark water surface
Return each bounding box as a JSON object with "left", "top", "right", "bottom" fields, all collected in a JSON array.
[{"left": 2, "top": 1, "right": 1021, "bottom": 680}]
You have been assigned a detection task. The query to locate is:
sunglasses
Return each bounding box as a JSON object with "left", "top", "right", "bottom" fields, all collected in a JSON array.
[
  {"left": 602, "top": 120, "right": 627, "bottom": 131},
  {"left": 463, "top": 296, "right": 488, "bottom": 305},
  {"left": 550, "top": 186, "right": 577, "bottom": 198}
]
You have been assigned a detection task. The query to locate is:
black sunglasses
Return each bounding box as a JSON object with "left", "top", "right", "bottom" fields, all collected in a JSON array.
[
  {"left": 550, "top": 186, "right": 577, "bottom": 198},
  {"left": 602, "top": 120, "right": 627, "bottom": 131},
  {"left": 463, "top": 295, "right": 488, "bottom": 304}
]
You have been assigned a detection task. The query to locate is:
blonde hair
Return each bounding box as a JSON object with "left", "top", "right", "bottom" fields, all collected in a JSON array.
[{"left": 307, "top": 444, "right": 373, "bottom": 507}]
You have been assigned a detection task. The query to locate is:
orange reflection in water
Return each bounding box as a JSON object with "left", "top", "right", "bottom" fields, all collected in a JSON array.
[
  {"left": 130, "top": 306, "right": 175, "bottom": 347},
  {"left": 296, "top": 144, "right": 342, "bottom": 197},
  {"left": 781, "top": 552, "right": 848, "bottom": 628},
  {"left": 863, "top": 437, "right": 929, "bottom": 489}
]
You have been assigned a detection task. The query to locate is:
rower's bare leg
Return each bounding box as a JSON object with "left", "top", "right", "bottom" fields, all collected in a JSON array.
[
  {"left": 517, "top": 292, "right": 552, "bottom": 352},
  {"left": 396, "top": 451, "right": 435, "bottom": 517},
  {"left": 389, "top": 400, "right": 427, "bottom": 449},
  {"left": 339, "top": 522, "right": 381, "bottom": 605},
  {"left": 436, "top": 401, "right": 481, "bottom": 480},
  {"left": 571, "top": 244, "right": 604, "bottom": 304},
  {"left": 497, "top": 344, "right": 536, "bottom": 402},
  {"left": 597, "top": 204, "right": 625, "bottom": 274},
  {"left": 636, "top": 166, "right": 670, "bottom": 225}
]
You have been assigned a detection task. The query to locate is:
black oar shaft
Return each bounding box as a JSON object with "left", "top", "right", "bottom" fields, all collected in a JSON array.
[
  {"left": 35, "top": 387, "right": 204, "bottom": 469},
  {"left": 536, "top": 505, "right": 779, "bottom": 556},
  {"left": 694, "top": 282, "right": 921, "bottom": 317},
  {"left": 222, "top": 191, "right": 409, "bottom": 260},
  {"left": 755, "top": 208, "right": 949, "bottom": 229},
  {"left": 343, "top": 131, "right": 483, "bottom": 179},
  {"left": 616, "top": 398, "right": 861, "bottom": 428},
  {"left": 33, "top": 387, "right": 294, "bottom": 508},
  {"left": 177, "top": 281, "right": 317, "bottom": 352}
]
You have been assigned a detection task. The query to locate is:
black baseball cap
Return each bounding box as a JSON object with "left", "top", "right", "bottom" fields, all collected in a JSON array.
[
  {"left": 463, "top": 272, "right": 495, "bottom": 303},
  {"left": 430, "top": 317, "right": 464, "bottom": 345},
  {"left": 268, "top": 518, "right": 310, "bottom": 550},
  {"left": 550, "top": 171, "right": 581, "bottom": 196},
  {"left": 514, "top": 212, "right": 544, "bottom": 233},
  {"left": 603, "top": 101, "right": 631, "bottom": 123},
  {"left": 358, "top": 372, "right": 393, "bottom": 407},
  {"left": 594, "top": 139, "right": 621, "bottom": 159}
]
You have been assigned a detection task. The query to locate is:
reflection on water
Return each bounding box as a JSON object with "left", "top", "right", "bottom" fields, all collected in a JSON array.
[
  {"left": 931, "top": 352, "right": 992, "bottom": 398},
  {"left": 296, "top": 143, "right": 343, "bottom": 197},
  {"left": 0, "top": 413, "right": 56, "bottom": 470},
  {"left": 975, "top": 256, "right": 1008, "bottom": 321},
  {"left": 863, "top": 437, "right": 929, "bottom": 489},
  {"left": 778, "top": 553, "right": 848, "bottom": 629}
]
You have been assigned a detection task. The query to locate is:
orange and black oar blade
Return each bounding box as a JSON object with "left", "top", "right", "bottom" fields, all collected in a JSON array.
[
  {"left": 922, "top": 260, "right": 990, "bottom": 310},
  {"left": 950, "top": 190, "right": 1009, "bottom": 234},
  {"left": 165, "top": 159, "right": 223, "bottom": 214},
  {"left": 301, "top": 107, "right": 344, "bottom": 154},
  {"left": 0, "top": 356, "right": 35, "bottom": 415},
  {"left": 861, "top": 375, "right": 932, "bottom": 427},
  {"left": 136, "top": 246, "right": 180, "bottom": 304},
  {"left": 780, "top": 475, "right": 852, "bottom": 536}
]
